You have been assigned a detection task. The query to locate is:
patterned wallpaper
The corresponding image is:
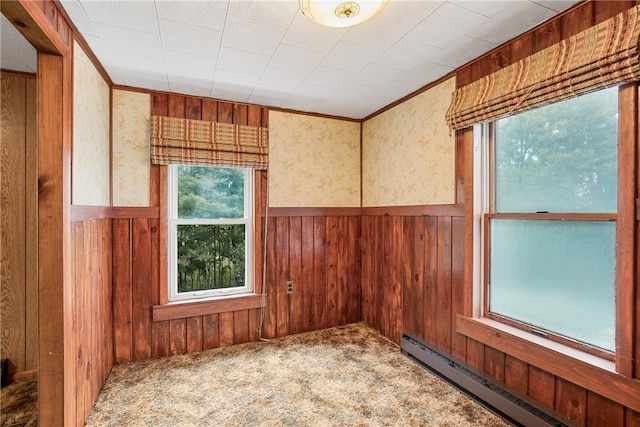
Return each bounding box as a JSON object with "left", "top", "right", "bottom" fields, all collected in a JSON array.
[
  {"left": 112, "top": 90, "right": 151, "bottom": 206},
  {"left": 362, "top": 77, "right": 456, "bottom": 207},
  {"left": 72, "top": 41, "right": 110, "bottom": 206},
  {"left": 268, "top": 111, "right": 361, "bottom": 207}
]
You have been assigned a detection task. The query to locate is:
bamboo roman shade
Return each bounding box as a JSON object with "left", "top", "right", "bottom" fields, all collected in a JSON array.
[
  {"left": 446, "top": 4, "right": 640, "bottom": 131},
  {"left": 150, "top": 116, "right": 269, "bottom": 170}
]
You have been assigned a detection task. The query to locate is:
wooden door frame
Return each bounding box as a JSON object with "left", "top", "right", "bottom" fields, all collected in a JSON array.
[{"left": 1, "top": 1, "right": 73, "bottom": 425}]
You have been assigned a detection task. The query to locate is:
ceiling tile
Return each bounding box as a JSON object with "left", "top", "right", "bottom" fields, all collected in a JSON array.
[
  {"left": 374, "top": 38, "right": 443, "bottom": 71},
  {"left": 450, "top": 1, "right": 514, "bottom": 18},
  {"left": 216, "top": 47, "right": 271, "bottom": 76},
  {"left": 155, "top": 1, "right": 229, "bottom": 30},
  {"left": 227, "top": 1, "right": 299, "bottom": 27},
  {"left": 1, "top": 15, "right": 37, "bottom": 73},
  {"left": 79, "top": 0, "right": 159, "bottom": 33},
  {"left": 93, "top": 23, "right": 163, "bottom": 60},
  {"left": 321, "top": 41, "right": 382, "bottom": 73},
  {"left": 258, "top": 67, "right": 306, "bottom": 91},
  {"left": 468, "top": 1, "right": 557, "bottom": 44},
  {"left": 164, "top": 50, "right": 216, "bottom": 81},
  {"left": 281, "top": 13, "right": 348, "bottom": 54},
  {"left": 221, "top": 14, "right": 287, "bottom": 56},
  {"left": 268, "top": 44, "right": 325, "bottom": 74},
  {"left": 342, "top": 1, "right": 443, "bottom": 50},
  {"left": 303, "top": 66, "right": 356, "bottom": 89},
  {"left": 159, "top": 18, "right": 222, "bottom": 58},
  {"left": 406, "top": 2, "right": 490, "bottom": 48}
]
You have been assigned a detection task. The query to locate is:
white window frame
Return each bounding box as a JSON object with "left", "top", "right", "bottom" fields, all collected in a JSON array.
[
  {"left": 167, "top": 164, "right": 254, "bottom": 302},
  {"left": 474, "top": 88, "right": 619, "bottom": 359}
]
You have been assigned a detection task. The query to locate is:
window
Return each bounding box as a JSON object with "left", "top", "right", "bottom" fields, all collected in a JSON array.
[
  {"left": 168, "top": 165, "right": 254, "bottom": 301},
  {"left": 482, "top": 87, "right": 618, "bottom": 356}
]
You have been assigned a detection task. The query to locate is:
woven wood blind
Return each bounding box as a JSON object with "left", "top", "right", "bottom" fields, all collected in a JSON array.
[
  {"left": 150, "top": 115, "right": 269, "bottom": 170},
  {"left": 446, "top": 4, "right": 640, "bottom": 131}
]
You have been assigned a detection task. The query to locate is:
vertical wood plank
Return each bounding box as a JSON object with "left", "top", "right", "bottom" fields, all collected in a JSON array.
[
  {"left": 152, "top": 93, "right": 168, "bottom": 116},
  {"left": 152, "top": 321, "right": 170, "bottom": 358},
  {"left": 424, "top": 216, "right": 438, "bottom": 345},
  {"left": 201, "top": 98, "right": 218, "bottom": 122},
  {"left": 169, "top": 319, "right": 186, "bottom": 356},
  {"left": 450, "top": 216, "right": 466, "bottom": 360},
  {"left": 24, "top": 75, "right": 38, "bottom": 372},
  {"left": 262, "top": 217, "right": 277, "bottom": 338},
  {"left": 346, "top": 215, "right": 360, "bottom": 324},
  {"left": 402, "top": 217, "right": 415, "bottom": 336},
  {"left": 233, "top": 103, "right": 248, "bottom": 125},
  {"left": 186, "top": 317, "right": 203, "bottom": 353},
  {"left": 313, "top": 217, "right": 328, "bottom": 330},
  {"left": 466, "top": 338, "right": 485, "bottom": 372},
  {"left": 372, "top": 216, "right": 384, "bottom": 332},
  {"left": 185, "top": 97, "right": 202, "bottom": 120},
  {"left": 247, "top": 104, "right": 262, "bottom": 127},
  {"left": 1, "top": 73, "right": 27, "bottom": 374},
  {"left": 219, "top": 312, "right": 234, "bottom": 347},
  {"left": 300, "top": 217, "right": 315, "bottom": 331},
  {"left": 484, "top": 346, "right": 505, "bottom": 382},
  {"left": 217, "top": 101, "right": 233, "bottom": 124},
  {"left": 360, "top": 216, "right": 373, "bottom": 326},
  {"left": 387, "top": 216, "right": 403, "bottom": 343},
  {"left": 555, "top": 379, "right": 587, "bottom": 425},
  {"left": 336, "top": 216, "right": 348, "bottom": 326},
  {"left": 587, "top": 391, "right": 624, "bottom": 427},
  {"left": 436, "top": 217, "right": 452, "bottom": 352},
  {"left": 233, "top": 310, "right": 249, "bottom": 344},
  {"left": 276, "top": 217, "right": 290, "bottom": 336},
  {"left": 528, "top": 365, "right": 556, "bottom": 410},
  {"left": 504, "top": 355, "right": 529, "bottom": 395},
  {"left": 112, "top": 218, "right": 132, "bottom": 363},
  {"left": 326, "top": 217, "right": 339, "bottom": 328},
  {"left": 202, "top": 314, "right": 220, "bottom": 350},
  {"left": 626, "top": 409, "right": 640, "bottom": 427},
  {"left": 168, "top": 94, "right": 185, "bottom": 118},
  {"left": 412, "top": 216, "right": 426, "bottom": 340},
  {"left": 131, "top": 219, "right": 152, "bottom": 360},
  {"left": 288, "top": 217, "right": 303, "bottom": 333}
]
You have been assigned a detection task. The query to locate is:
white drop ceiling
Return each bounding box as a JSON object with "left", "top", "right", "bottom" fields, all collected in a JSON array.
[{"left": 3, "top": 1, "right": 580, "bottom": 119}]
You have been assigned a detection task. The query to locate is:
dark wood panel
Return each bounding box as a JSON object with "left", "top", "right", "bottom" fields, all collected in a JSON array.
[
  {"left": 555, "top": 378, "right": 587, "bottom": 425},
  {"left": 112, "top": 219, "right": 132, "bottom": 362},
  {"left": 131, "top": 218, "right": 152, "bottom": 360},
  {"left": 587, "top": 392, "right": 624, "bottom": 427}
]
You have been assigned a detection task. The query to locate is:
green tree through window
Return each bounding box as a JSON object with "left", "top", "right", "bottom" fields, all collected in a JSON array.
[{"left": 170, "top": 165, "right": 253, "bottom": 300}]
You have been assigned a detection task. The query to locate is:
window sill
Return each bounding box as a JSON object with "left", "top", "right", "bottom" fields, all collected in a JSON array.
[
  {"left": 456, "top": 314, "right": 640, "bottom": 413},
  {"left": 153, "top": 294, "right": 264, "bottom": 322}
]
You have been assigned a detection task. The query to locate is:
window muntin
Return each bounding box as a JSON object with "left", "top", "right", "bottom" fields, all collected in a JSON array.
[
  {"left": 168, "top": 165, "right": 254, "bottom": 301},
  {"left": 485, "top": 87, "right": 618, "bottom": 354}
]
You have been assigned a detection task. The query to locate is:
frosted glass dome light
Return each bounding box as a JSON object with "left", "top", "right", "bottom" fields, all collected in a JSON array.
[{"left": 298, "top": 0, "right": 388, "bottom": 28}]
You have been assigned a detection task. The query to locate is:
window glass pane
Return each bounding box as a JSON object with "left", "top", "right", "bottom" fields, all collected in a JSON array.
[
  {"left": 488, "top": 219, "right": 615, "bottom": 351},
  {"left": 495, "top": 87, "right": 618, "bottom": 213},
  {"left": 177, "top": 165, "right": 245, "bottom": 219},
  {"left": 177, "top": 224, "right": 246, "bottom": 293}
]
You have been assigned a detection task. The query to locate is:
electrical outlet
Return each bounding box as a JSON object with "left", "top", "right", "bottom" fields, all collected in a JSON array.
[{"left": 286, "top": 280, "right": 294, "bottom": 294}]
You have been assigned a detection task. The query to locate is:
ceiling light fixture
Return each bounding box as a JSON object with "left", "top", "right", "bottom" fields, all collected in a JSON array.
[{"left": 298, "top": 0, "right": 388, "bottom": 28}]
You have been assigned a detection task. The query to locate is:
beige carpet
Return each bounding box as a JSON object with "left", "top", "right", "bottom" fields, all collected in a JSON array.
[
  {"left": 0, "top": 378, "right": 38, "bottom": 427},
  {"left": 87, "top": 323, "right": 509, "bottom": 427}
]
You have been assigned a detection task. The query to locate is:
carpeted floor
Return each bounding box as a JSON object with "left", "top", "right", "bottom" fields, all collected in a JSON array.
[
  {"left": 87, "top": 322, "right": 510, "bottom": 427},
  {"left": 0, "top": 378, "right": 38, "bottom": 427}
]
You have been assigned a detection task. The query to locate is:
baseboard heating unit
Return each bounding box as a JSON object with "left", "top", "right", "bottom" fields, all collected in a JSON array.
[{"left": 401, "top": 333, "right": 576, "bottom": 427}]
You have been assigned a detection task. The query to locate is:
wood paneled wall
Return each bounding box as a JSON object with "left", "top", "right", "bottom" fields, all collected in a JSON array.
[
  {"left": 112, "top": 212, "right": 361, "bottom": 361},
  {"left": 0, "top": 71, "right": 38, "bottom": 379},
  {"left": 112, "top": 93, "right": 362, "bottom": 362},
  {"left": 69, "top": 218, "right": 113, "bottom": 425}
]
